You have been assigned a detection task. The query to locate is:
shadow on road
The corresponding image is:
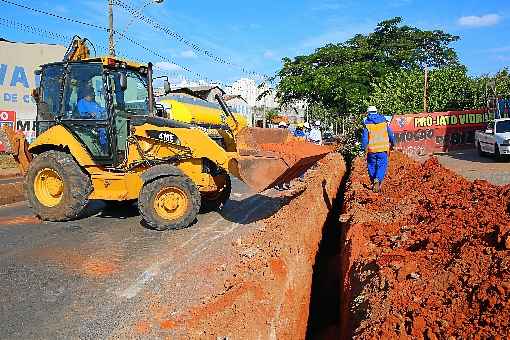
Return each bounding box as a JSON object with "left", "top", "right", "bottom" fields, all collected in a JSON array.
[
  {"left": 220, "top": 189, "right": 305, "bottom": 225},
  {"left": 81, "top": 200, "right": 140, "bottom": 219}
]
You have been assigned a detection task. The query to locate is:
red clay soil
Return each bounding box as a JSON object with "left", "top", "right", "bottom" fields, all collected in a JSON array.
[
  {"left": 0, "top": 179, "right": 24, "bottom": 205},
  {"left": 112, "top": 153, "right": 346, "bottom": 339},
  {"left": 341, "top": 152, "right": 510, "bottom": 339},
  {"left": 260, "top": 140, "right": 332, "bottom": 164}
]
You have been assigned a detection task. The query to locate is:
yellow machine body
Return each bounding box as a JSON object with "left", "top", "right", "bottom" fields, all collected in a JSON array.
[{"left": 28, "top": 123, "right": 240, "bottom": 201}]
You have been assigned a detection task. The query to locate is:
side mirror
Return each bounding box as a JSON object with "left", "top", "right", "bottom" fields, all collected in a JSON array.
[
  {"left": 163, "top": 80, "right": 171, "bottom": 95},
  {"left": 31, "top": 87, "right": 41, "bottom": 103},
  {"left": 119, "top": 73, "right": 128, "bottom": 91}
]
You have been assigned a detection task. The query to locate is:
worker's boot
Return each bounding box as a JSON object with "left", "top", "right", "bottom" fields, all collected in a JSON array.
[{"left": 373, "top": 179, "right": 380, "bottom": 193}]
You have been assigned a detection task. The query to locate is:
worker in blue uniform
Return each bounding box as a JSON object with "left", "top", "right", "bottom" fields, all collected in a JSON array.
[{"left": 361, "top": 106, "right": 396, "bottom": 192}]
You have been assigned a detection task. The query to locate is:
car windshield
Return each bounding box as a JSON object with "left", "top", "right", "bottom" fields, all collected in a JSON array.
[
  {"left": 109, "top": 69, "right": 149, "bottom": 115},
  {"left": 496, "top": 120, "right": 510, "bottom": 133}
]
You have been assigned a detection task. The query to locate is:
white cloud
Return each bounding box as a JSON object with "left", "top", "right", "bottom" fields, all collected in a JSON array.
[
  {"left": 489, "top": 46, "right": 510, "bottom": 53},
  {"left": 458, "top": 14, "right": 502, "bottom": 28},
  {"left": 154, "top": 61, "right": 182, "bottom": 71},
  {"left": 263, "top": 50, "right": 276, "bottom": 59},
  {"left": 180, "top": 50, "right": 197, "bottom": 58}
]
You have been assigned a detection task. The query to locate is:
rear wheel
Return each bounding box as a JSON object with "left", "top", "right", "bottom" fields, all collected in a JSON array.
[
  {"left": 200, "top": 173, "right": 232, "bottom": 212},
  {"left": 138, "top": 175, "right": 200, "bottom": 231},
  {"left": 25, "top": 150, "right": 92, "bottom": 221}
]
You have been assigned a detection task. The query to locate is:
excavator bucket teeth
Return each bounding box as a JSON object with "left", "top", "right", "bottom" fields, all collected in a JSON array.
[{"left": 235, "top": 127, "right": 331, "bottom": 192}]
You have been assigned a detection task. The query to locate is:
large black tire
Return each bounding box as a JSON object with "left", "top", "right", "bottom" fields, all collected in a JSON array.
[
  {"left": 138, "top": 175, "right": 201, "bottom": 231},
  {"left": 25, "top": 150, "right": 92, "bottom": 221},
  {"left": 477, "top": 142, "right": 486, "bottom": 157},
  {"left": 200, "top": 173, "right": 232, "bottom": 213},
  {"left": 494, "top": 144, "right": 502, "bottom": 161}
]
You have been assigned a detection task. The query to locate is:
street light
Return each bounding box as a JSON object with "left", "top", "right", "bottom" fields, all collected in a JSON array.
[{"left": 108, "top": 0, "right": 165, "bottom": 56}]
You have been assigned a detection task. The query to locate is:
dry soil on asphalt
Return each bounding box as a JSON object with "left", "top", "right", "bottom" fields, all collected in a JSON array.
[{"left": 0, "top": 178, "right": 287, "bottom": 339}]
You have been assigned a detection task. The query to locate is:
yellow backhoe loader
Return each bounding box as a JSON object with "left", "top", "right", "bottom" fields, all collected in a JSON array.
[{"left": 0, "top": 37, "right": 330, "bottom": 230}]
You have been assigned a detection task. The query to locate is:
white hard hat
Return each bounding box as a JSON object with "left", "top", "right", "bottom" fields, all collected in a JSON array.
[
  {"left": 314, "top": 120, "right": 321, "bottom": 126},
  {"left": 304, "top": 122, "right": 311, "bottom": 129},
  {"left": 367, "top": 106, "right": 377, "bottom": 113},
  {"left": 278, "top": 121, "right": 288, "bottom": 127}
]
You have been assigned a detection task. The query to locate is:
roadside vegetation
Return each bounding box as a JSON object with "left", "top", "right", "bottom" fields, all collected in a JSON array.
[{"left": 273, "top": 17, "right": 510, "bottom": 157}]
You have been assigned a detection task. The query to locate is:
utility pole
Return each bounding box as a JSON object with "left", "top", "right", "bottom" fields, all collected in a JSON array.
[
  {"left": 108, "top": 0, "right": 115, "bottom": 56},
  {"left": 423, "top": 64, "right": 429, "bottom": 113}
]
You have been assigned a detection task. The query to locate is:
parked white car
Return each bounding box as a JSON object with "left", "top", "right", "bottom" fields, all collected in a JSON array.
[{"left": 475, "top": 118, "right": 510, "bottom": 159}]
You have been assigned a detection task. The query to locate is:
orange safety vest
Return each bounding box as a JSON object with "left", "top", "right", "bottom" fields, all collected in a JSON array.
[{"left": 366, "top": 122, "right": 390, "bottom": 153}]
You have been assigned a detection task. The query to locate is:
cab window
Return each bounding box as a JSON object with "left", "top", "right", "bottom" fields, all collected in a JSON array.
[{"left": 62, "top": 63, "right": 107, "bottom": 120}]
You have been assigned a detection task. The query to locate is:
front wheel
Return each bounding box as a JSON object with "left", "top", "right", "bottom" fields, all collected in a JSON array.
[
  {"left": 477, "top": 142, "right": 486, "bottom": 157},
  {"left": 25, "top": 150, "right": 92, "bottom": 221},
  {"left": 494, "top": 144, "right": 502, "bottom": 161},
  {"left": 138, "top": 175, "right": 201, "bottom": 231}
]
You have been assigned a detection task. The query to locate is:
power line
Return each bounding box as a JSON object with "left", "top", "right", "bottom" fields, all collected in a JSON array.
[
  {"left": 0, "top": 0, "right": 226, "bottom": 85},
  {"left": 0, "top": 17, "right": 109, "bottom": 55},
  {"left": 113, "top": 0, "right": 269, "bottom": 80}
]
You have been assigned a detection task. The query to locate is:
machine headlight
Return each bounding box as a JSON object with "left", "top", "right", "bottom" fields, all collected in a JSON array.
[{"left": 506, "top": 139, "right": 510, "bottom": 144}]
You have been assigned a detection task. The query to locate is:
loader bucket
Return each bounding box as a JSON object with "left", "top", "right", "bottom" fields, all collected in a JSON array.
[
  {"left": 0, "top": 125, "right": 32, "bottom": 175},
  {"left": 235, "top": 127, "right": 331, "bottom": 192}
]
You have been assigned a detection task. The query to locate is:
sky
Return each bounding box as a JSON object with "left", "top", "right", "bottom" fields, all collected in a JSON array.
[{"left": 0, "top": 0, "right": 508, "bottom": 86}]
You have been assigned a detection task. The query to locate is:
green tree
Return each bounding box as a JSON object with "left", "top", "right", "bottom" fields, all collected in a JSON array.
[
  {"left": 370, "top": 68, "right": 424, "bottom": 115},
  {"left": 265, "top": 108, "right": 280, "bottom": 124},
  {"left": 370, "top": 66, "right": 488, "bottom": 115},
  {"left": 276, "top": 17, "right": 459, "bottom": 116}
]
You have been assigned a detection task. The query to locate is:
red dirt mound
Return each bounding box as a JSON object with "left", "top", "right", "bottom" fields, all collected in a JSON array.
[
  {"left": 341, "top": 152, "right": 510, "bottom": 339},
  {"left": 260, "top": 140, "right": 332, "bottom": 164}
]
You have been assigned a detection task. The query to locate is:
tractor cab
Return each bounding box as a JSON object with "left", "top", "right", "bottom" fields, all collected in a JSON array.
[{"left": 34, "top": 57, "right": 168, "bottom": 166}]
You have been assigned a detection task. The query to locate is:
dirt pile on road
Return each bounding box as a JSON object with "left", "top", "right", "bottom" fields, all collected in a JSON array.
[
  {"left": 260, "top": 140, "right": 332, "bottom": 164},
  {"left": 114, "top": 153, "right": 346, "bottom": 339},
  {"left": 341, "top": 152, "right": 510, "bottom": 339}
]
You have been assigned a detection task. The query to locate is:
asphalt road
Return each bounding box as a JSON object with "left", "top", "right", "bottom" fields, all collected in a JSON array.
[
  {"left": 0, "top": 178, "right": 286, "bottom": 339},
  {"left": 436, "top": 148, "right": 510, "bottom": 185}
]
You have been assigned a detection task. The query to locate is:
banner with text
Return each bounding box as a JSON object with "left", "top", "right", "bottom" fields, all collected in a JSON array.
[
  {"left": 0, "top": 40, "right": 66, "bottom": 150},
  {"left": 389, "top": 109, "right": 491, "bottom": 156}
]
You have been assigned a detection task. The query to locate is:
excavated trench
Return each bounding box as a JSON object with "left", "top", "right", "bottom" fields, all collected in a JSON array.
[
  {"left": 306, "top": 164, "right": 350, "bottom": 339},
  {"left": 3, "top": 150, "right": 508, "bottom": 338},
  {"left": 309, "top": 150, "right": 510, "bottom": 339}
]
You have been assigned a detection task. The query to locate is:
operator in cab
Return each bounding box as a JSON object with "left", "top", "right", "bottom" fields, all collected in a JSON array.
[
  {"left": 77, "top": 86, "right": 105, "bottom": 119},
  {"left": 77, "top": 86, "right": 108, "bottom": 153},
  {"left": 361, "top": 106, "right": 396, "bottom": 193}
]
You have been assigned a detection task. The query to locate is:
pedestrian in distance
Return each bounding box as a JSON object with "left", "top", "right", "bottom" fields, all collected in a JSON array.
[
  {"left": 294, "top": 122, "right": 306, "bottom": 138},
  {"left": 361, "top": 106, "right": 396, "bottom": 193},
  {"left": 309, "top": 120, "right": 323, "bottom": 145},
  {"left": 303, "top": 122, "right": 311, "bottom": 140}
]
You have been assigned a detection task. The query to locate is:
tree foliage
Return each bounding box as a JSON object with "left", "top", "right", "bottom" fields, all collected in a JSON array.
[
  {"left": 276, "top": 17, "right": 460, "bottom": 115},
  {"left": 370, "top": 67, "right": 510, "bottom": 115}
]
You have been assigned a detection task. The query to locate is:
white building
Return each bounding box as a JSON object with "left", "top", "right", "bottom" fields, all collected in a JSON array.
[
  {"left": 226, "top": 78, "right": 278, "bottom": 108},
  {"left": 224, "top": 95, "right": 252, "bottom": 126}
]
